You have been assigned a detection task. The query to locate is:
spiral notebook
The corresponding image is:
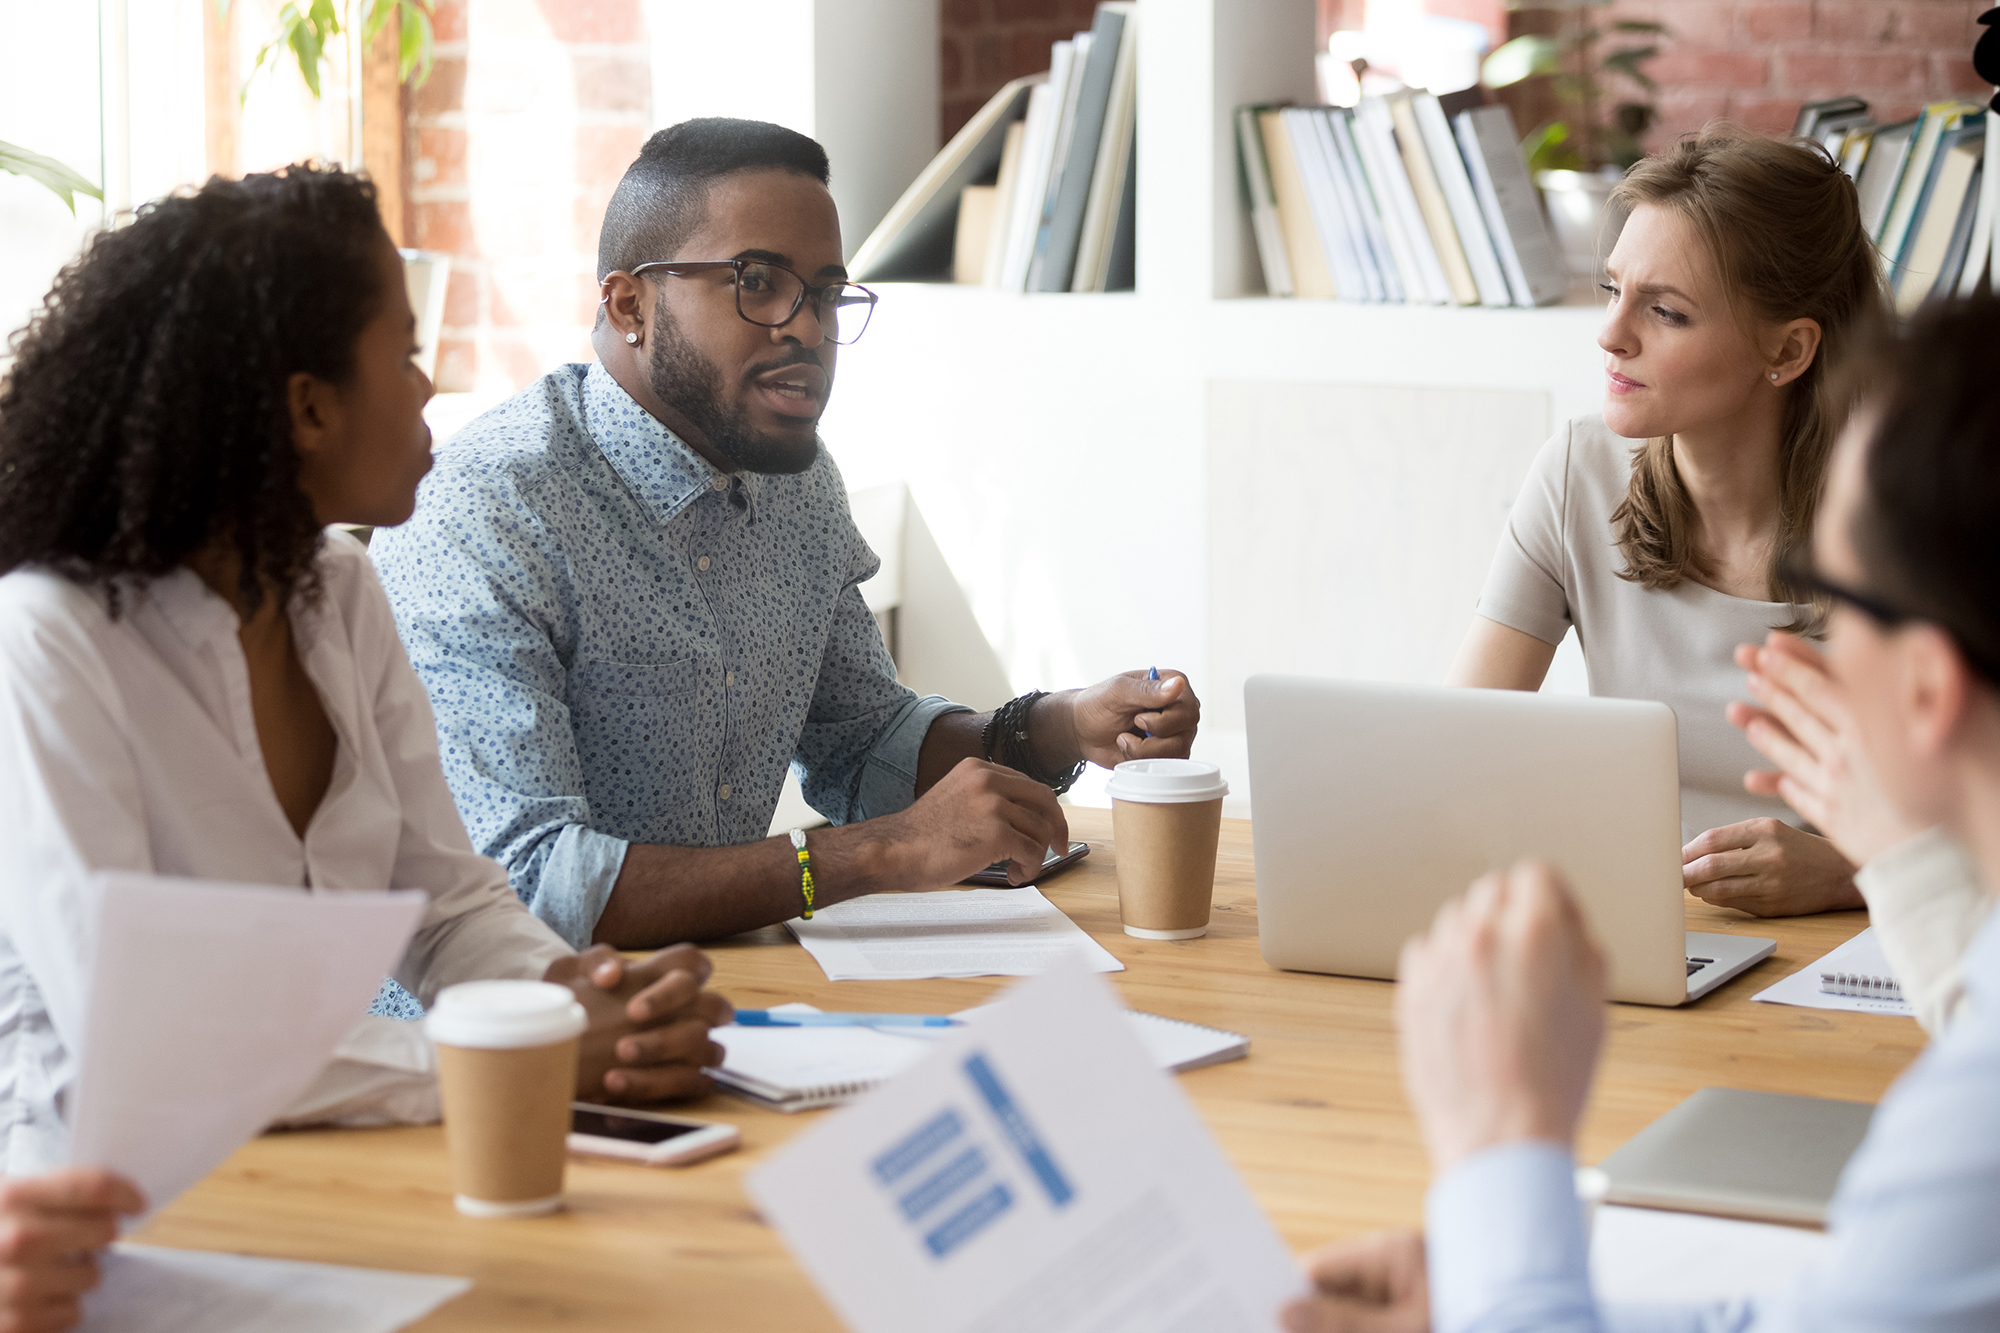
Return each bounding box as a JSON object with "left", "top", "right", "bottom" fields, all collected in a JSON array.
[
  {"left": 1750, "top": 927, "right": 1913, "bottom": 1017},
  {"left": 711, "top": 1004, "right": 1248, "bottom": 1112}
]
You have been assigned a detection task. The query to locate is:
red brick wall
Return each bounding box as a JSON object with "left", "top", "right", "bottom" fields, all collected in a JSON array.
[
  {"left": 1607, "top": 1, "right": 1991, "bottom": 145},
  {"left": 940, "top": 0, "right": 1105, "bottom": 142},
  {"left": 408, "top": 0, "right": 651, "bottom": 393}
]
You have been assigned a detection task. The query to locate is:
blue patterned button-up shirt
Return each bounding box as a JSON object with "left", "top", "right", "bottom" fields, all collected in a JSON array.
[{"left": 370, "top": 361, "right": 964, "bottom": 947}]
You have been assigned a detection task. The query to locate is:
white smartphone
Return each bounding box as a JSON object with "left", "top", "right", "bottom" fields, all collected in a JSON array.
[{"left": 567, "top": 1103, "right": 740, "bottom": 1167}]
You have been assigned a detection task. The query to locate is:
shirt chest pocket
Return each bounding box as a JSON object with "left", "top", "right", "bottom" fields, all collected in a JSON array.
[{"left": 566, "top": 657, "right": 709, "bottom": 840}]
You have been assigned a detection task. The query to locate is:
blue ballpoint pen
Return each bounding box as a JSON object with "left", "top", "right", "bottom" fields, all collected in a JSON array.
[
  {"left": 733, "top": 1011, "right": 962, "bottom": 1028},
  {"left": 1142, "top": 665, "right": 1158, "bottom": 738}
]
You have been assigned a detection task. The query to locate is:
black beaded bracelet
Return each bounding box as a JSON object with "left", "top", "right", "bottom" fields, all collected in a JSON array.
[{"left": 981, "top": 690, "right": 1086, "bottom": 796}]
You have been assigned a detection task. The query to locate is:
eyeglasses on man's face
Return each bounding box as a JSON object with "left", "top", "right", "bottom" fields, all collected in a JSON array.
[
  {"left": 1781, "top": 548, "right": 2000, "bottom": 684},
  {"left": 630, "top": 259, "right": 878, "bottom": 345}
]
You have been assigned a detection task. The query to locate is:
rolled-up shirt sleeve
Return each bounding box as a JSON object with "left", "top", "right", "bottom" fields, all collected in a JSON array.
[
  {"left": 371, "top": 471, "right": 626, "bottom": 949},
  {"left": 794, "top": 558, "right": 970, "bottom": 826},
  {"left": 1477, "top": 426, "right": 1577, "bottom": 647}
]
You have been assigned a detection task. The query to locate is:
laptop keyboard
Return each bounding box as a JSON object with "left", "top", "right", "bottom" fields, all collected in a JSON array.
[{"left": 1686, "top": 956, "right": 1715, "bottom": 976}]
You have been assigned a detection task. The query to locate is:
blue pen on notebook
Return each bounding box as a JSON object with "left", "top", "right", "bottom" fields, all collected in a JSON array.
[{"left": 734, "top": 1011, "right": 963, "bottom": 1028}]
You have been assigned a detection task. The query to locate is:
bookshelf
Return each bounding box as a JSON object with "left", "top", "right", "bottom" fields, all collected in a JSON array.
[{"left": 825, "top": 0, "right": 1606, "bottom": 815}]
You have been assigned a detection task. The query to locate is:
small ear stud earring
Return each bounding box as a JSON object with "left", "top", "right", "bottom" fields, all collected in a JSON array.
[
  {"left": 1768, "top": 371, "right": 1780, "bottom": 381},
  {"left": 625, "top": 331, "right": 639, "bottom": 345}
]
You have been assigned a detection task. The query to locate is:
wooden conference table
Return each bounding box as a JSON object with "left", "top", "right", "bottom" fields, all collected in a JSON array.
[{"left": 138, "top": 809, "right": 1924, "bottom": 1330}]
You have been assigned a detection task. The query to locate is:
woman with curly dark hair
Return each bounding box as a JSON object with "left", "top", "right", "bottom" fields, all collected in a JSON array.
[{"left": 0, "top": 165, "right": 728, "bottom": 1328}]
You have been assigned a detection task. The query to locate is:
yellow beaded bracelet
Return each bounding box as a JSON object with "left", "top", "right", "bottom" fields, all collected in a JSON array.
[{"left": 788, "top": 827, "right": 816, "bottom": 919}]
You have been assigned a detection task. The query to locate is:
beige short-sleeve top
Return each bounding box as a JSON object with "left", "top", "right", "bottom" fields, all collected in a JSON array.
[{"left": 1477, "top": 415, "right": 1803, "bottom": 842}]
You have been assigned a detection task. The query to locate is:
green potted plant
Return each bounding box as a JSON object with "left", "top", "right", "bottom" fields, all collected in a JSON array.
[
  {"left": 1482, "top": 0, "right": 1666, "bottom": 278},
  {"left": 1, "top": 142, "right": 103, "bottom": 214}
]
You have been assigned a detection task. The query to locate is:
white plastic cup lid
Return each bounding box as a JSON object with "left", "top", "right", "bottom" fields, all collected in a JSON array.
[
  {"left": 425, "top": 980, "right": 587, "bottom": 1050},
  {"left": 1103, "top": 758, "right": 1229, "bottom": 804}
]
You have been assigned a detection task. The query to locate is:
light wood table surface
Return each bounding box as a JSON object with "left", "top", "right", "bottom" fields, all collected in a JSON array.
[{"left": 136, "top": 809, "right": 1923, "bottom": 1329}]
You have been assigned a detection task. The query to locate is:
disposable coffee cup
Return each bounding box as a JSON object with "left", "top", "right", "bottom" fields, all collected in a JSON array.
[
  {"left": 425, "top": 980, "right": 587, "bottom": 1219},
  {"left": 1105, "top": 758, "right": 1229, "bottom": 940}
]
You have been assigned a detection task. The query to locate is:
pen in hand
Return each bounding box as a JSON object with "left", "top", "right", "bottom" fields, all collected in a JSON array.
[{"left": 1141, "top": 665, "right": 1158, "bottom": 739}]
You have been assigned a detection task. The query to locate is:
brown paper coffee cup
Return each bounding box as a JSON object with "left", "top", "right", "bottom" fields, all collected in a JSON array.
[
  {"left": 426, "top": 980, "right": 587, "bottom": 1218},
  {"left": 1105, "top": 759, "right": 1229, "bottom": 940}
]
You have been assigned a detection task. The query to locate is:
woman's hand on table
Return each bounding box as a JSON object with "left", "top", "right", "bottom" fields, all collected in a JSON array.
[
  {"left": 0, "top": 1168, "right": 144, "bottom": 1333},
  {"left": 1727, "top": 632, "right": 1924, "bottom": 870},
  {"left": 547, "top": 943, "right": 733, "bottom": 1103},
  {"left": 1279, "top": 1229, "right": 1429, "bottom": 1332},
  {"left": 1681, "top": 818, "right": 1863, "bottom": 916}
]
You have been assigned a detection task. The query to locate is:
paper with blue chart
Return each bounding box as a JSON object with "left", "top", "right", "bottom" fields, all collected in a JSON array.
[{"left": 744, "top": 962, "right": 1302, "bottom": 1333}]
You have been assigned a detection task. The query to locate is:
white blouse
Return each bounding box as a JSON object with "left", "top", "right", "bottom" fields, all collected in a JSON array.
[{"left": 0, "top": 532, "right": 569, "bottom": 1174}]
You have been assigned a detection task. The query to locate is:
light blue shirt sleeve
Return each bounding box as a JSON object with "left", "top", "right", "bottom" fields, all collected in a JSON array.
[
  {"left": 1426, "top": 907, "right": 2000, "bottom": 1333},
  {"left": 372, "top": 469, "right": 627, "bottom": 948},
  {"left": 794, "top": 582, "right": 969, "bottom": 825}
]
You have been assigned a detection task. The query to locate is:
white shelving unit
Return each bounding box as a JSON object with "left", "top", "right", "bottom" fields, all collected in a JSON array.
[{"left": 822, "top": 0, "right": 1604, "bottom": 814}]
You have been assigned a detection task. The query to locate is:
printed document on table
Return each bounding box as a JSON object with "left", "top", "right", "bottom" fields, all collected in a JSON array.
[
  {"left": 1751, "top": 926, "right": 1914, "bottom": 1017},
  {"left": 77, "top": 1245, "right": 468, "bottom": 1333},
  {"left": 785, "top": 887, "right": 1124, "bottom": 980},
  {"left": 1591, "top": 1205, "right": 1830, "bottom": 1304},
  {"left": 69, "top": 874, "right": 426, "bottom": 1223},
  {"left": 745, "top": 963, "right": 1303, "bottom": 1333}
]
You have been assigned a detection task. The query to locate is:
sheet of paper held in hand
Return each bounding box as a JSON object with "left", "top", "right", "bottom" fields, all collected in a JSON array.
[
  {"left": 1591, "top": 1204, "right": 1830, "bottom": 1305},
  {"left": 745, "top": 962, "right": 1302, "bottom": 1333},
  {"left": 69, "top": 873, "right": 426, "bottom": 1224},
  {"left": 785, "top": 887, "right": 1124, "bottom": 980},
  {"left": 77, "top": 1246, "right": 468, "bottom": 1333},
  {"left": 1750, "top": 926, "right": 1915, "bottom": 1018}
]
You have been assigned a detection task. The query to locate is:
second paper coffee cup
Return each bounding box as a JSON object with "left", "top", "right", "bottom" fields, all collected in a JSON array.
[
  {"left": 425, "top": 979, "right": 587, "bottom": 1219},
  {"left": 1105, "top": 758, "right": 1229, "bottom": 940}
]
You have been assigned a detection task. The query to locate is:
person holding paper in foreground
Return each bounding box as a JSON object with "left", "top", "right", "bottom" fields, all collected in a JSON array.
[
  {"left": 1282, "top": 301, "right": 2000, "bottom": 1331},
  {"left": 0, "top": 164, "right": 732, "bottom": 1199}
]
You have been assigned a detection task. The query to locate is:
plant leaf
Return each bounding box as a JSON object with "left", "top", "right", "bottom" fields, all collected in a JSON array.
[
  {"left": 1523, "top": 120, "right": 1586, "bottom": 172},
  {"left": 1603, "top": 45, "right": 1659, "bottom": 91},
  {"left": 1483, "top": 34, "right": 1564, "bottom": 88},
  {"left": 1612, "top": 19, "right": 1667, "bottom": 33},
  {"left": 0, "top": 139, "right": 104, "bottom": 214}
]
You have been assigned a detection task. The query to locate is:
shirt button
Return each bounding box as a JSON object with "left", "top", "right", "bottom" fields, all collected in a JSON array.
[
  {"left": 711, "top": 475, "right": 728, "bottom": 491},
  {"left": 697, "top": 555, "right": 711, "bottom": 571},
  {"left": 725, "top": 670, "right": 735, "bottom": 687},
  {"left": 718, "top": 784, "right": 731, "bottom": 800}
]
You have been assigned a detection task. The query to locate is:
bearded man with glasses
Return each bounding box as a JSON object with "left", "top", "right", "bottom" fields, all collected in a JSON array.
[{"left": 372, "top": 119, "right": 1199, "bottom": 953}]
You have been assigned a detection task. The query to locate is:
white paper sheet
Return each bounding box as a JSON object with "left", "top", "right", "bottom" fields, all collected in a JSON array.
[
  {"left": 1750, "top": 927, "right": 1914, "bottom": 1018},
  {"left": 1591, "top": 1204, "right": 1830, "bottom": 1304},
  {"left": 745, "top": 964, "right": 1302, "bottom": 1333},
  {"left": 78, "top": 1245, "right": 468, "bottom": 1333},
  {"left": 70, "top": 874, "right": 426, "bottom": 1223},
  {"left": 784, "top": 888, "right": 1125, "bottom": 980}
]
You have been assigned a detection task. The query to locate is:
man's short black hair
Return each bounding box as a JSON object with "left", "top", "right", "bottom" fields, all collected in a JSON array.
[{"left": 597, "top": 118, "right": 831, "bottom": 281}]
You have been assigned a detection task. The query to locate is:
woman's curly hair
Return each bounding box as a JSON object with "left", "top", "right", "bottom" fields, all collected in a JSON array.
[{"left": 0, "top": 163, "right": 391, "bottom": 615}]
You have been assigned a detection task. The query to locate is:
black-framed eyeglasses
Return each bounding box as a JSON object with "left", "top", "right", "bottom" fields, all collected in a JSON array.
[
  {"left": 630, "top": 259, "right": 878, "bottom": 345},
  {"left": 1781, "top": 549, "right": 2000, "bottom": 683}
]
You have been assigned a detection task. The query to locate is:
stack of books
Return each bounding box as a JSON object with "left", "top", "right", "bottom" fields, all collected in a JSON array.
[
  {"left": 851, "top": 1, "right": 1136, "bottom": 292},
  {"left": 1796, "top": 96, "right": 1998, "bottom": 311},
  {"left": 1237, "top": 93, "right": 1568, "bottom": 307}
]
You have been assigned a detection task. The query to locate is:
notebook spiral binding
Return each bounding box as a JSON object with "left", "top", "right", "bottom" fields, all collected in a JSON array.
[{"left": 1819, "top": 970, "right": 1904, "bottom": 1001}]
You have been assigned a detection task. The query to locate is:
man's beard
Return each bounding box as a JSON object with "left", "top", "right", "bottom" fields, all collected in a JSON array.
[{"left": 646, "top": 304, "right": 822, "bottom": 475}]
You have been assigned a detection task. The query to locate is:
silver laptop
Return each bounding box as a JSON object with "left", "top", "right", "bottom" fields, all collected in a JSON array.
[{"left": 1245, "top": 676, "right": 1774, "bottom": 1006}]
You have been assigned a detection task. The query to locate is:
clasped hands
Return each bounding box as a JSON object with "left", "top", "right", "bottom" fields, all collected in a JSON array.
[{"left": 543, "top": 942, "right": 733, "bottom": 1103}]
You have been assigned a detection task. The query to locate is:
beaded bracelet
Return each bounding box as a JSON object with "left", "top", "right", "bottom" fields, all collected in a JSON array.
[
  {"left": 980, "top": 690, "right": 1086, "bottom": 796},
  {"left": 788, "top": 827, "right": 816, "bottom": 919}
]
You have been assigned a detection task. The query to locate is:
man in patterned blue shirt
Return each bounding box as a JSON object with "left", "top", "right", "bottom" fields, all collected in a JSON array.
[{"left": 373, "top": 119, "right": 1199, "bottom": 950}]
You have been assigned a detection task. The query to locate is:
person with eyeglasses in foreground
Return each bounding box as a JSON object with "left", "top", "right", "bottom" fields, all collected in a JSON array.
[
  {"left": 0, "top": 167, "right": 737, "bottom": 1331},
  {"left": 1280, "top": 298, "right": 2000, "bottom": 1333},
  {"left": 370, "top": 118, "right": 1200, "bottom": 952}
]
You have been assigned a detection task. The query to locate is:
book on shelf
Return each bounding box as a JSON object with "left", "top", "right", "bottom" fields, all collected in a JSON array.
[
  {"left": 850, "top": 2, "right": 1139, "bottom": 293},
  {"left": 1880, "top": 100, "right": 1987, "bottom": 273},
  {"left": 1236, "top": 105, "right": 1295, "bottom": 298},
  {"left": 1455, "top": 103, "right": 1567, "bottom": 307},
  {"left": 1958, "top": 111, "right": 2000, "bottom": 298},
  {"left": 850, "top": 72, "right": 1041, "bottom": 284},
  {"left": 1896, "top": 119, "right": 1985, "bottom": 310},
  {"left": 1244, "top": 92, "right": 1558, "bottom": 308},
  {"left": 1793, "top": 96, "right": 1868, "bottom": 139},
  {"left": 1260, "top": 108, "right": 1339, "bottom": 298},
  {"left": 1854, "top": 116, "right": 1918, "bottom": 241}
]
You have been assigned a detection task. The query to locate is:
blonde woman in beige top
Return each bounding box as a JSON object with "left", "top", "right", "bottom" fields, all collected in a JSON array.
[{"left": 1449, "top": 127, "right": 1885, "bottom": 918}]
